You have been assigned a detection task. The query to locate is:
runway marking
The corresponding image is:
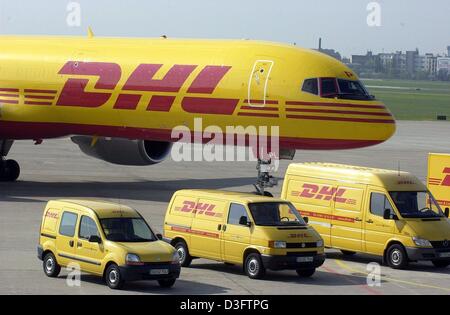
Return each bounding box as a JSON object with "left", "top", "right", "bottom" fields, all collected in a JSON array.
[{"left": 334, "top": 259, "right": 450, "bottom": 293}]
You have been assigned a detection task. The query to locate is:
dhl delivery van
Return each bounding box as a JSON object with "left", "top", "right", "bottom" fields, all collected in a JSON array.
[
  {"left": 38, "top": 199, "right": 181, "bottom": 289},
  {"left": 281, "top": 163, "right": 450, "bottom": 269},
  {"left": 163, "top": 190, "right": 325, "bottom": 279},
  {"left": 427, "top": 153, "right": 450, "bottom": 212}
]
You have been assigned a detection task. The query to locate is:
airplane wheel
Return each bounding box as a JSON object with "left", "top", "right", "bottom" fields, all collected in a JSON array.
[
  {"left": 0, "top": 159, "right": 20, "bottom": 182},
  {"left": 4, "top": 160, "right": 20, "bottom": 182}
]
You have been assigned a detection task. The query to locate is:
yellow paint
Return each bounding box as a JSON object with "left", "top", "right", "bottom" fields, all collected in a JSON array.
[
  {"left": 0, "top": 36, "right": 395, "bottom": 146},
  {"left": 281, "top": 163, "right": 450, "bottom": 267},
  {"left": 38, "top": 199, "right": 178, "bottom": 283},
  {"left": 163, "top": 189, "right": 325, "bottom": 276},
  {"left": 428, "top": 153, "right": 450, "bottom": 209}
]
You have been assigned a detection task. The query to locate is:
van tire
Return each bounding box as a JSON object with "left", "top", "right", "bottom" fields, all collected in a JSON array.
[
  {"left": 386, "top": 244, "right": 409, "bottom": 269},
  {"left": 341, "top": 250, "right": 356, "bottom": 256},
  {"left": 105, "top": 264, "right": 125, "bottom": 290},
  {"left": 158, "top": 279, "right": 176, "bottom": 288},
  {"left": 174, "top": 240, "right": 192, "bottom": 267},
  {"left": 244, "top": 253, "right": 266, "bottom": 279},
  {"left": 432, "top": 260, "right": 450, "bottom": 268},
  {"left": 43, "top": 252, "right": 61, "bottom": 278},
  {"left": 296, "top": 268, "right": 316, "bottom": 277}
]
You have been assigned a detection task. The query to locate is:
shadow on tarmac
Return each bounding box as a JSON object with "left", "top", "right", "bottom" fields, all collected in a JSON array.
[
  {"left": 0, "top": 177, "right": 255, "bottom": 203},
  {"left": 326, "top": 252, "right": 450, "bottom": 275},
  {"left": 189, "top": 261, "right": 386, "bottom": 286},
  {"left": 71, "top": 274, "right": 230, "bottom": 294}
]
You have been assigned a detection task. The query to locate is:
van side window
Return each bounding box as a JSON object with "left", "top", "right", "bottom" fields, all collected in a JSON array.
[
  {"left": 59, "top": 212, "right": 78, "bottom": 237},
  {"left": 228, "top": 203, "right": 248, "bottom": 225},
  {"left": 79, "top": 216, "right": 100, "bottom": 240},
  {"left": 370, "top": 193, "right": 394, "bottom": 217}
]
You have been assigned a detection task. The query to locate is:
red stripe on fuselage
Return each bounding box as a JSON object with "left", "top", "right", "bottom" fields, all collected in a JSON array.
[
  {"left": 0, "top": 120, "right": 384, "bottom": 150},
  {"left": 286, "top": 108, "right": 392, "bottom": 116},
  {"left": 286, "top": 100, "right": 386, "bottom": 110},
  {"left": 181, "top": 97, "right": 239, "bottom": 115},
  {"left": 287, "top": 115, "right": 395, "bottom": 124}
]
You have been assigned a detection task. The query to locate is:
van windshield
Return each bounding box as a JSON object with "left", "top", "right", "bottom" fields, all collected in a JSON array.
[
  {"left": 389, "top": 191, "right": 444, "bottom": 218},
  {"left": 100, "top": 217, "right": 156, "bottom": 242},
  {"left": 248, "top": 202, "right": 306, "bottom": 226}
]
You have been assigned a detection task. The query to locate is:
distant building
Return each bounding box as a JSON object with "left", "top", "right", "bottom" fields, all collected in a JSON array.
[
  {"left": 406, "top": 49, "right": 419, "bottom": 74},
  {"left": 447, "top": 46, "right": 450, "bottom": 57},
  {"left": 314, "top": 38, "right": 342, "bottom": 61},
  {"left": 437, "top": 57, "right": 450, "bottom": 72}
]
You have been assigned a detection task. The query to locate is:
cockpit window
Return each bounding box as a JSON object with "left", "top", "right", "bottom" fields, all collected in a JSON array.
[
  {"left": 301, "top": 78, "right": 319, "bottom": 95},
  {"left": 337, "top": 79, "right": 372, "bottom": 100},
  {"left": 320, "top": 78, "right": 338, "bottom": 97}
]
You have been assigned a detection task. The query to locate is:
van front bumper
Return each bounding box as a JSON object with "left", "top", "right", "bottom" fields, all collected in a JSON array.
[
  {"left": 261, "top": 253, "right": 326, "bottom": 271},
  {"left": 118, "top": 263, "right": 181, "bottom": 281},
  {"left": 406, "top": 247, "right": 450, "bottom": 261}
]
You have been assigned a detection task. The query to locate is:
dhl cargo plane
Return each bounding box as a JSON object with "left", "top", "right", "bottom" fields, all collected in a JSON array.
[{"left": 0, "top": 35, "right": 396, "bottom": 184}]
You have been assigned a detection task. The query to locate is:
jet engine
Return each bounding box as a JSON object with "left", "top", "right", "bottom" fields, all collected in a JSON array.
[{"left": 71, "top": 136, "right": 172, "bottom": 166}]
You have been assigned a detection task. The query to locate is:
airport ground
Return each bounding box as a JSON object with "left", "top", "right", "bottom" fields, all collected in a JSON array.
[{"left": 0, "top": 121, "right": 449, "bottom": 295}]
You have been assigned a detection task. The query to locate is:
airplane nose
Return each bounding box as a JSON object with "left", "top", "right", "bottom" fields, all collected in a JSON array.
[{"left": 380, "top": 103, "right": 397, "bottom": 142}]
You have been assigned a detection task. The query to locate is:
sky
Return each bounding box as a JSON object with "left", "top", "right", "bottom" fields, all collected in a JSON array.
[{"left": 0, "top": 0, "right": 449, "bottom": 58}]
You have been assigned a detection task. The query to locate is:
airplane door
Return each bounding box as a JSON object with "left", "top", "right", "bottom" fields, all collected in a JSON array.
[{"left": 247, "top": 60, "right": 274, "bottom": 107}]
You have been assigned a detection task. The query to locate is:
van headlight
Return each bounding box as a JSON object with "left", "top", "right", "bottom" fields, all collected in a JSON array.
[
  {"left": 316, "top": 240, "right": 324, "bottom": 248},
  {"left": 269, "top": 241, "right": 287, "bottom": 248},
  {"left": 412, "top": 237, "right": 432, "bottom": 247},
  {"left": 172, "top": 251, "right": 181, "bottom": 264},
  {"left": 126, "top": 253, "right": 143, "bottom": 265}
]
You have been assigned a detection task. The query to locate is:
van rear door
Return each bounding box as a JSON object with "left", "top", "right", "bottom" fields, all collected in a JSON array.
[{"left": 331, "top": 184, "right": 365, "bottom": 252}]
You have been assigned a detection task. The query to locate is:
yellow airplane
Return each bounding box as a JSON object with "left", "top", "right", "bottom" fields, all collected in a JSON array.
[{"left": 0, "top": 35, "right": 395, "bottom": 186}]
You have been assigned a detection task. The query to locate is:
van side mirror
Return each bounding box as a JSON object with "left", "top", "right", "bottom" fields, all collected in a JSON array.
[
  {"left": 88, "top": 235, "right": 102, "bottom": 243},
  {"left": 383, "top": 209, "right": 392, "bottom": 220},
  {"left": 156, "top": 233, "right": 163, "bottom": 240},
  {"left": 303, "top": 216, "right": 309, "bottom": 224},
  {"left": 445, "top": 208, "right": 449, "bottom": 218},
  {"left": 239, "top": 216, "right": 251, "bottom": 227}
]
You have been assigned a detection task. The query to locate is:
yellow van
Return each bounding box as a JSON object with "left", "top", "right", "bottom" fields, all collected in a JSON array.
[
  {"left": 281, "top": 163, "right": 450, "bottom": 269},
  {"left": 163, "top": 190, "right": 325, "bottom": 279},
  {"left": 37, "top": 199, "right": 181, "bottom": 289}
]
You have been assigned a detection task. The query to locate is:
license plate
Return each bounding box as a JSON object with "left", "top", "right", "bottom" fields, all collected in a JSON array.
[
  {"left": 150, "top": 269, "right": 169, "bottom": 275},
  {"left": 296, "top": 256, "right": 314, "bottom": 263},
  {"left": 439, "top": 252, "right": 450, "bottom": 258}
]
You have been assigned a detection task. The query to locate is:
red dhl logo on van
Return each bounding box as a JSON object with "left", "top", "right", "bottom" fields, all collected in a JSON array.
[
  {"left": 291, "top": 184, "right": 356, "bottom": 205},
  {"left": 176, "top": 201, "right": 223, "bottom": 218},
  {"left": 45, "top": 211, "right": 59, "bottom": 219},
  {"left": 429, "top": 167, "right": 450, "bottom": 187}
]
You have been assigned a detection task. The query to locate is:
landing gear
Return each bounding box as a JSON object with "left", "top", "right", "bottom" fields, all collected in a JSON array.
[
  {"left": 0, "top": 140, "right": 20, "bottom": 182},
  {"left": 253, "top": 158, "right": 277, "bottom": 197}
]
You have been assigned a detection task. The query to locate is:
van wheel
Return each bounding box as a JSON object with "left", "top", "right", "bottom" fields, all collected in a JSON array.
[
  {"left": 105, "top": 264, "right": 124, "bottom": 290},
  {"left": 432, "top": 260, "right": 450, "bottom": 268},
  {"left": 244, "top": 253, "right": 266, "bottom": 279},
  {"left": 296, "top": 268, "right": 316, "bottom": 277},
  {"left": 341, "top": 250, "right": 356, "bottom": 256},
  {"left": 174, "top": 240, "right": 192, "bottom": 267},
  {"left": 158, "top": 279, "right": 176, "bottom": 288},
  {"left": 386, "top": 244, "right": 409, "bottom": 269},
  {"left": 43, "top": 252, "right": 61, "bottom": 278}
]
